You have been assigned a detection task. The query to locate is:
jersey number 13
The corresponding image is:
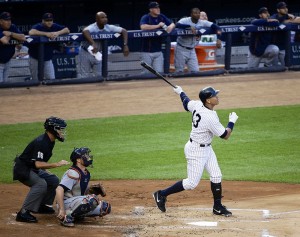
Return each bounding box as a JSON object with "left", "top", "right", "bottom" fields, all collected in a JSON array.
[{"left": 192, "top": 110, "right": 201, "bottom": 128}]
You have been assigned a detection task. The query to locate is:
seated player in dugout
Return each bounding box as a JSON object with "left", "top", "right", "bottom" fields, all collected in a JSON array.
[{"left": 56, "top": 147, "right": 110, "bottom": 227}]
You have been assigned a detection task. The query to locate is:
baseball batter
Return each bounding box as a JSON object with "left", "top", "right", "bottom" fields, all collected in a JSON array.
[
  {"left": 56, "top": 147, "right": 111, "bottom": 227},
  {"left": 153, "top": 85, "right": 238, "bottom": 217}
]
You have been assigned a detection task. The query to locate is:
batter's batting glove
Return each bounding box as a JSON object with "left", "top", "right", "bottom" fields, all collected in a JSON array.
[
  {"left": 229, "top": 112, "right": 239, "bottom": 123},
  {"left": 173, "top": 85, "right": 183, "bottom": 95}
]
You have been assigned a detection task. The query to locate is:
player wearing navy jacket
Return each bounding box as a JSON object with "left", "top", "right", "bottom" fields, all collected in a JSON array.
[
  {"left": 248, "top": 7, "right": 280, "bottom": 68},
  {"left": 0, "top": 12, "right": 25, "bottom": 83},
  {"left": 140, "top": 2, "right": 175, "bottom": 73},
  {"left": 28, "top": 13, "right": 70, "bottom": 81}
]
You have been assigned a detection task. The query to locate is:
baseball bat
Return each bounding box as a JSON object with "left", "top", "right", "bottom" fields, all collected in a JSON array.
[{"left": 140, "top": 61, "right": 176, "bottom": 88}]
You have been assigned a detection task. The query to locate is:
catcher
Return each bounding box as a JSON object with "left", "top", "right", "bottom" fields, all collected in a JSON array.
[{"left": 55, "top": 147, "right": 110, "bottom": 227}]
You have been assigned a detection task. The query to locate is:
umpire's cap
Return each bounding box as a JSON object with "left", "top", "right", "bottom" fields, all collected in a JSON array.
[
  {"left": 199, "top": 86, "right": 219, "bottom": 104},
  {"left": 44, "top": 116, "right": 67, "bottom": 142}
]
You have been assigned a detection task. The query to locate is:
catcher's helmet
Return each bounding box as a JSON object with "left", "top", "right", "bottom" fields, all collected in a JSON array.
[
  {"left": 70, "top": 147, "right": 93, "bottom": 167},
  {"left": 44, "top": 116, "right": 67, "bottom": 142},
  {"left": 199, "top": 86, "right": 220, "bottom": 104}
]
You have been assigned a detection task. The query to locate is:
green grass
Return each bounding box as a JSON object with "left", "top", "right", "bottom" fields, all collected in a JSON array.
[{"left": 1, "top": 105, "right": 300, "bottom": 184}]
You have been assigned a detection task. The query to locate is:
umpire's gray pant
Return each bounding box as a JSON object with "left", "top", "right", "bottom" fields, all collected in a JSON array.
[{"left": 20, "top": 169, "right": 59, "bottom": 212}]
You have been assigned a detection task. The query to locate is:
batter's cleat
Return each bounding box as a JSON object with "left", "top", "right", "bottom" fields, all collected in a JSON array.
[
  {"left": 213, "top": 204, "right": 232, "bottom": 217},
  {"left": 153, "top": 190, "right": 167, "bottom": 212},
  {"left": 16, "top": 210, "right": 38, "bottom": 223},
  {"left": 61, "top": 214, "right": 75, "bottom": 227},
  {"left": 37, "top": 204, "right": 55, "bottom": 214}
]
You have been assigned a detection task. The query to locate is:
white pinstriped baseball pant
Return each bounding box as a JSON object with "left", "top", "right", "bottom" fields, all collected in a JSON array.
[{"left": 182, "top": 141, "right": 222, "bottom": 190}]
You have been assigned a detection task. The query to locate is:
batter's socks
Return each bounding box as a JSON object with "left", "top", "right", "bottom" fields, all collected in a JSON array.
[
  {"left": 211, "top": 182, "right": 222, "bottom": 207},
  {"left": 160, "top": 180, "right": 184, "bottom": 196}
]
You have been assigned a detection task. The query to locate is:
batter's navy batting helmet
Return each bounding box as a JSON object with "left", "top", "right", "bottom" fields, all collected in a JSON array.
[
  {"left": 199, "top": 86, "right": 220, "bottom": 103},
  {"left": 44, "top": 116, "right": 67, "bottom": 142},
  {"left": 70, "top": 147, "right": 93, "bottom": 167}
]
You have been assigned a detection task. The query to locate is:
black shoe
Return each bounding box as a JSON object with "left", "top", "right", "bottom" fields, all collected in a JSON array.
[
  {"left": 153, "top": 190, "right": 167, "bottom": 212},
  {"left": 16, "top": 210, "right": 38, "bottom": 223},
  {"left": 213, "top": 204, "right": 232, "bottom": 217},
  {"left": 37, "top": 205, "right": 55, "bottom": 214}
]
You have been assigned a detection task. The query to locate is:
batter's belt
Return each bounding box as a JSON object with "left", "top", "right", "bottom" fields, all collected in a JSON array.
[{"left": 189, "top": 138, "right": 211, "bottom": 147}]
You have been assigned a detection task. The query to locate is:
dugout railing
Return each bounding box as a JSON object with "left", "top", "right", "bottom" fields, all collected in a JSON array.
[{"left": 1, "top": 23, "right": 300, "bottom": 88}]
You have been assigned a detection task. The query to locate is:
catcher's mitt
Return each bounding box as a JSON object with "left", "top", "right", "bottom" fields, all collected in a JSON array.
[{"left": 88, "top": 183, "right": 106, "bottom": 197}]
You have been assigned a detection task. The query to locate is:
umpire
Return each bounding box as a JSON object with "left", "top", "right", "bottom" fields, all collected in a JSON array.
[{"left": 13, "top": 116, "right": 70, "bottom": 223}]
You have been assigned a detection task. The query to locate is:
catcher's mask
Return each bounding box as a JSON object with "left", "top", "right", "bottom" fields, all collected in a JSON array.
[
  {"left": 44, "top": 116, "right": 67, "bottom": 142},
  {"left": 199, "top": 86, "right": 220, "bottom": 104},
  {"left": 70, "top": 147, "right": 93, "bottom": 167}
]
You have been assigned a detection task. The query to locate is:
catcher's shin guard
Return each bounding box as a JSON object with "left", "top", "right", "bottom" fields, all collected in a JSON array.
[
  {"left": 99, "top": 201, "right": 111, "bottom": 217},
  {"left": 71, "top": 196, "right": 98, "bottom": 218}
]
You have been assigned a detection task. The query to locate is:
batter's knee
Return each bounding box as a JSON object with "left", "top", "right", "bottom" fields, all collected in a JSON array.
[
  {"left": 182, "top": 179, "right": 199, "bottom": 190},
  {"left": 210, "top": 176, "right": 222, "bottom": 184}
]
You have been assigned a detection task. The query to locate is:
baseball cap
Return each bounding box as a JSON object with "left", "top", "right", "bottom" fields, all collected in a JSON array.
[
  {"left": 0, "top": 12, "right": 12, "bottom": 20},
  {"left": 148, "top": 1, "right": 159, "bottom": 9},
  {"left": 258, "top": 7, "right": 269, "bottom": 14},
  {"left": 42, "top": 13, "right": 54, "bottom": 20},
  {"left": 276, "top": 2, "right": 287, "bottom": 9}
]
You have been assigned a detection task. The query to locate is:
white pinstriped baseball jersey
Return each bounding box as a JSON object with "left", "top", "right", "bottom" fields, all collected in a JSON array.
[{"left": 187, "top": 100, "right": 225, "bottom": 144}]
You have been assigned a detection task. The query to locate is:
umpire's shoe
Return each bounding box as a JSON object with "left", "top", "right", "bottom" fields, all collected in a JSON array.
[
  {"left": 153, "top": 190, "right": 167, "bottom": 212},
  {"left": 16, "top": 210, "right": 38, "bottom": 223},
  {"left": 213, "top": 204, "right": 232, "bottom": 217},
  {"left": 37, "top": 204, "right": 55, "bottom": 214}
]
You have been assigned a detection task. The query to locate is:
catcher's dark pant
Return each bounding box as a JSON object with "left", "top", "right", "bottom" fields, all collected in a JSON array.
[{"left": 20, "top": 169, "right": 59, "bottom": 212}]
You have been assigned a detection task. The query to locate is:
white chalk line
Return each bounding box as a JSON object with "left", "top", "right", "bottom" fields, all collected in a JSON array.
[{"left": 268, "top": 210, "right": 300, "bottom": 216}]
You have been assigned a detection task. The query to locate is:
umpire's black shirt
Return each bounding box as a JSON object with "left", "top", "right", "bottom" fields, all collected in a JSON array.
[{"left": 13, "top": 133, "right": 55, "bottom": 180}]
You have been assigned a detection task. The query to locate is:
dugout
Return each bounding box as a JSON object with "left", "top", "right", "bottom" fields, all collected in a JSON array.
[{"left": 1, "top": 0, "right": 300, "bottom": 87}]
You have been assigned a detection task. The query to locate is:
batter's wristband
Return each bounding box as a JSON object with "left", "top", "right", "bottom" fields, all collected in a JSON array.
[{"left": 227, "top": 122, "right": 234, "bottom": 130}]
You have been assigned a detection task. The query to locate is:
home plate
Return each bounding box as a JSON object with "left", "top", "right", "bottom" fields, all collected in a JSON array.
[{"left": 187, "top": 221, "right": 218, "bottom": 227}]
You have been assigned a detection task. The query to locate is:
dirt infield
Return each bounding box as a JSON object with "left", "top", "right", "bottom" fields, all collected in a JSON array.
[{"left": 1, "top": 71, "right": 300, "bottom": 237}]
